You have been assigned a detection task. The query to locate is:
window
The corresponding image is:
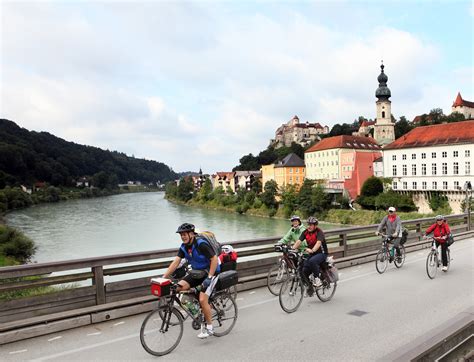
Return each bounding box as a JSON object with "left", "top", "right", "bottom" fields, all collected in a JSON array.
[
  {"left": 402, "top": 165, "right": 407, "bottom": 176},
  {"left": 402, "top": 154, "right": 407, "bottom": 160},
  {"left": 466, "top": 162, "right": 471, "bottom": 175},
  {"left": 432, "top": 181, "right": 437, "bottom": 190},
  {"left": 454, "top": 181, "right": 459, "bottom": 189},
  {"left": 422, "top": 164, "right": 427, "bottom": 175},
  {"left": 422, "top": 181, "right": 427, "bottom": 190},
  {"left": 442, "top": 163, "right": 447, "bottom": 175},
  {"left": 453, "top": 151, "right": 458, "bottom": 157},
  {"left": 403, "top": 182, "right": 407, "bottom": 190},
  {"left": 432, "top": 163, "right": 437, "bottom": 175},
  {"left": 392, "top": 165, "right": 397, "bottom": 176},
  {"left": 296, "top": 176, "right": 299, "bottom": 182},
  {"left": 412, "top": 182, "right": 417, "bottom": 190},
  {"left": 466, "top": 150, "right": 471, "bottom": 157},
  {"left": 453, "top": 162, "right": 459, "bottom": 175},
  {"left": 382, "top": 111, "right": 385, "bottom": 118},
  {"left": 290, "top": 168, "right": 293, "bottom": 173},
  {"left": 443, "top": 181, "right": 448, "bottom": 190},
  {"left": 412, "top": 164, "right": 416, "bottom": 176},
  {"left": 412, "top": 154, "right": 416, "bottom": 160},
  {"left": 422, "top": 153, "right": 426, "bottom": 159},
  {"left": 432, "top": 152, "right": 436, "bottom": 158},
  {"left": 442, "top": 151, "right": 447, "bottom": 158},
  {"left": 392, "top": 182, "right": 398, "bottom": 190},
  {"left": 392, "top": 155, "right": 396, "bottom": 161},
  {"left": 296, "top": 168, "right": 299, "bottom": 173},
  {"left": 289, "top": 177, "right": 293, "bottom": 183}
]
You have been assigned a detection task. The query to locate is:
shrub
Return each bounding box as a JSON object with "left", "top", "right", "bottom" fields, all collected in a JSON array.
[{"left": 0, "top": 225, "right": 36, "bottom": 263}]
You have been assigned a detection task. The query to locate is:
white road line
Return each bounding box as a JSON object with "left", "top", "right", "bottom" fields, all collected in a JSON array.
[
  {"left": 9, "top": 349, "right": 27, "bottom": 354},
  {"left": 249, "top": 291, "right": 256, "bottom": 294},
  {"left": 236, "top": 297, "right": 244, "bottom": 301},
  {"left": 87, "top": 332, "right": 101, "bottom": 336},
  {"left": 31, "top": 243, "right": 473, "bottom": 361},
  {"left": 113, "top": 321, "right": 125, "bottom": 326},
  {"left": 47, "top": 336, "right": 62, "bottom": 342}
]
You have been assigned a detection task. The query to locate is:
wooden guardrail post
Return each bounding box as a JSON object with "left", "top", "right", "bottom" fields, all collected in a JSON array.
[
  {"left": 416, "top": 223, "right": 421, "bottom": 239},
  {"left": 92, "top": 266, "right": 106, "bottom": 305},
  {"left": 340, "top": 233, "right": 348, "bottom": 257}
]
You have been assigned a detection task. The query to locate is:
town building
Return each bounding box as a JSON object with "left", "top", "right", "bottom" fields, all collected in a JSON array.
[
  {"left": 234, "top": 171, "right": 261, "bottom": 191},
  {"left": 451, "top": 92, "right": 474, "bottom": 119},
  {"left": 383, "top": 120, "right": 474, "bottom": 213},
  {"left": 373, "top": 63, "right": 395, "bottom": 146},
  {"left": 271, "top": 115, "right": 329, "bottom": 148},
  {"left": 191, "top": 169, "right": 208, "bottom": 191},
  {"left": 373, "top": 156, "right": 384, "bottom": 177},
  {"left": 211, "top": 172, "right": 236, "bottom": 192},
  {"left": 260, "top": 153, "right": 305, "bottom": 191},
  {"left": 305, "top": 135, "right": 382, "bottom": 199}
]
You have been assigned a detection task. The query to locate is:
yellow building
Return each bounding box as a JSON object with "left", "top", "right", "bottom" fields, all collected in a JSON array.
[
  {"left": 260, "top": 164, "right": 275, "bottom": 190},
  {"left": 261, "top": 153, "right": 305, "bottom": 191}
]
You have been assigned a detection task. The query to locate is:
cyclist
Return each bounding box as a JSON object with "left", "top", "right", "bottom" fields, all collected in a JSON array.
[
  {"left": 375, "top": 206, "right": 402, "bottom": 262},
  {"left": 278, "top": 215, "right": 306, "bottom": 252},
  {"left": 163, "top": 223, "right": 220, "bottom": 338},
  {"left": 292, "top": 216, "right": 328, "bottom": 296},
  {"left": 425, "top": 215, "right": 451, "bottom": 271}
]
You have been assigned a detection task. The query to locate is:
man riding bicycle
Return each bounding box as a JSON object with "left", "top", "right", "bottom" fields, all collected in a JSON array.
[
  {"left": 278, "top": 215, "right": 306, "bottom": 252},
  {"left": 292, "top": 216, "right": 328, "bottom": 296},
  {"left": 163, "top": 223, "right": 220, "bottom": 338},
  {"left": 376, "top": 206, "right": 402, "bottom": 262},
  {"left": 425, "top": 215, "right": 451, "bottom": 272}
]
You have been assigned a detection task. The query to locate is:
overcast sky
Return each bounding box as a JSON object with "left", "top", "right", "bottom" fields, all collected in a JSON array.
[{"left": 1, "top": 1, "right": 472, "bottom": 173}]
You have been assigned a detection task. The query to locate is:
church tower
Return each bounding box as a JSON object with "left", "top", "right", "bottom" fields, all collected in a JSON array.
[{"left": 374, "top": 62, "right": 395, "bottom": 146}]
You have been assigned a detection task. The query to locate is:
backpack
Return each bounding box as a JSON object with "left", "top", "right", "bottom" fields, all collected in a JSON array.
[
  {"left": 219, "top": 245, "right": 238, "bottom": 272},
  {"left": 197, "top": 231, "right": 222, "bottom": 256},
  {"left": 400, "top": 227, "right": 409, "bottom": 245}
]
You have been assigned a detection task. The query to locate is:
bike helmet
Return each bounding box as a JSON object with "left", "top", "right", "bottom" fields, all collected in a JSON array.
[
  {"left": 176, "top": 223, "right": 195, "bottom": 233},
  {"left": 221, "top": 245, "right": 234, "bottom": 254},
  {"left": 435, "top": 215, "right": 444, "bottom": 221},
  {"left": 290, "top": 215, "right": 301, "bottom": 224},
  {"left": 307, "top": 216, "right": 318, "bottom": 225}
]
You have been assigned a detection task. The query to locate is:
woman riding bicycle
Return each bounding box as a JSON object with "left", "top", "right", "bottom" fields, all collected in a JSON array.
[
  {"left": 292, "top": 216, "right": 328, "bottom": 296},
  {"left": 375, "top": 206, "right": 402, "bottom": 262},
  {"left": 425, "top": 215, "right": 451, "bottom": 272},
  {"left": 278, "top": 215, "right": 306, "bottom": 251}
]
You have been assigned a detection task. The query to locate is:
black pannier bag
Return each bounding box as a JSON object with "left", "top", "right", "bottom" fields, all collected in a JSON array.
[
  {"left": 216, "top": 270, "right": 238, "bottom": 290},
  {"left": 400, "top": 228, "right": 409, "bottom": 245}
]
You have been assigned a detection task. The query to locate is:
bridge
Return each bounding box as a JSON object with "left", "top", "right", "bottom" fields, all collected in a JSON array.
[{"left": 1, "top": 214, "right": 473, "bottom": 360}]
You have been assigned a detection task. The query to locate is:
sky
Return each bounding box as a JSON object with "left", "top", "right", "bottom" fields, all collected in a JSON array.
[{"left": 1, "top": 0, "right": 473, "bottom": 173}]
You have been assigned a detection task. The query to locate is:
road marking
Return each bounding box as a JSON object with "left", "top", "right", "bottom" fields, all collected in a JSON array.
[
  {"left": 9, "top": 349, "right": 27, "bottom": 354},
  {"left": 113, "top": 321, "right": 125, "bottom": 326},
  {"left": 31, "top": 243, "right": 473, "bottom": 361},
  {"left": 47, "top": 336, "right": 62, "bottom": 342},
  {"left": 249, "top": 291, "right": 256, "bottom": 295},
  {"left": 236, "top": 297, "right": 244, "bottom": 301},
  {"left": 87, "top": 332, "right": 101, "bottom": 336}
]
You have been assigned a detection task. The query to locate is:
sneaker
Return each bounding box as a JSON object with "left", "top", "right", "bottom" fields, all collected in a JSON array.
[
  {"left": 442, "top": 266, "right": 448, "bottom": 272},
  {"left": 197, "top": 327, "right": 214, "bottom": 339},
  {"left": 389, "top": 256, "right": 394, "bottom": 263},
  {"left": 313, "top": 278, "right": 322, "bottom": 289}
]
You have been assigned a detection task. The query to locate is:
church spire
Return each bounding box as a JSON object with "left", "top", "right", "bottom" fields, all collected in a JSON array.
[{"left": 375, "top": 61, "right": 391, "bottom": 101}]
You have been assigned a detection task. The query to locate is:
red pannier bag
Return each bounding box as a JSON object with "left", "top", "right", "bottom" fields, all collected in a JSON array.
[{"left": 150, "top": 277, "right": 171, "bottom": 297}]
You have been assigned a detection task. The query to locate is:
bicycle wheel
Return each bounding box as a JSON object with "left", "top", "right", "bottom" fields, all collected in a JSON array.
[
  {"left": 426, "top": 251, "right": 438, "bottom": 279},
  {"left": 394, "top": 245, "right": 406, "bottom": 268},
  {"left": 210, "top": 293, "right": 238, "bottom": 337},
  {"left": 140, "top": 306, "right": 184, "bottom": 356},
  {"left": 279, "top": 274, "right": 304, "bottom": 313},
  {"left": 267, "top": 262, "right": 289, "bottom": 296},
  {"left": 375, "top": 249, "right": 388, "bottom": 274},
  {"left": 315, "top": 279, "right": 337, "bottom": 302}
]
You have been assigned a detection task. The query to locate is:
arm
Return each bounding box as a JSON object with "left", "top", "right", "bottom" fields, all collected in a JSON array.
[
  {"left": 425, "top": 223, "right": 436, "bottom": 236},
  {"left": 394, "top": 217, "right": 402, "bottom": 237},
  {"left": 279, "top": 228, "right": 294, "bottom": 244},
  {"left": 310, "top": 240, "right": 322, "bottom": 254},
  {"left": 208, "top": 255, "right": 218, "bottom": 278},
  {"left": 293, "top": 230, "right": 306, "bottom": 250},
  {"left": 376, "top": 216, "right": 387, "bottom": 234},
  {"left": 163, "top": 256, "right": 182, "bottom": 278}
]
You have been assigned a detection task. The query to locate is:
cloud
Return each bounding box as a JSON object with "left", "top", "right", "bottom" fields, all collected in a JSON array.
[{"left": 1, "top": 2, "right": 471, "bottom": 173}]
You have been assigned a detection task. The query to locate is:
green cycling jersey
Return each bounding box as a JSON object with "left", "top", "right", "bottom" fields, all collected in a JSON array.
[{"left": 278, "top": 224, "right": 307, "bottom": 253}]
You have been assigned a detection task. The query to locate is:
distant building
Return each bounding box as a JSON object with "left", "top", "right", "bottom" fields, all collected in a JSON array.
[
  {"left": 373, "top": 63, "right": 395, "bottom": 146},
  {"left": 234, "top": 171, "right": 261, "bottom": 191},
  {"left": 451, "top": 92, "right": 474, "bottom": 119},
  {"left": 75, "top": 177, "right": 90, "bottom": 188},
  {"left": 383, "top": 120, "right": 474, "bottom": 213},
  {"left": 192, "top": 168, "right": 208, "bottom": 191},
  {"left": 271, "top": 115, "right": 329, "bottom": 148},
  {"left": 373, "top": 156, "right": 384, "bottom": 177},
  {"left": 261, "top": 153, "right": 305, "bottom": 191},
  {"left": 260, "top": 164, "right": 276, "bottom": 189},
  {"left": 354, "top": 120, "right": 376, "bottom": 137},
  {"left": 305, "top": 135, "right": 382, "bottom": 199},
  {"left": 211, "top": 172, "right": 236, "bottom": 192}
]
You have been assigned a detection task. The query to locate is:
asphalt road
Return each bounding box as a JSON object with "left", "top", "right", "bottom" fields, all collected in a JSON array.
[{"left": 1, "top": 238, "right": 473, "bottom": 361}]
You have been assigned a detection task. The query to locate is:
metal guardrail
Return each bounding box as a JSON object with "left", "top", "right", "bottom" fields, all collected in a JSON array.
[{"left": 0, "top": 212, "right": 472, "bottom": 344}]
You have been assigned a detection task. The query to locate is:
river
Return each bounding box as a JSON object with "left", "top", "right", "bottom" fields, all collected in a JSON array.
[{"left": 4, "top": 192, "right": 336, "bottom": 263}]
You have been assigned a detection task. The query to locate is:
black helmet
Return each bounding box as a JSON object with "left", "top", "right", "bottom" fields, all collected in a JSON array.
[
  {"left": 307, "top": 216, "right": 318, "bottom": 225},
  {"left": 176, "top": 223, "right": 195, "bottom": 233}
]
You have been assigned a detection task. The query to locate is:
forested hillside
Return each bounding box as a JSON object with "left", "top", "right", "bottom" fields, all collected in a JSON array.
[{"left": 0, "top": 119, "right": 177, "bottom": 187}]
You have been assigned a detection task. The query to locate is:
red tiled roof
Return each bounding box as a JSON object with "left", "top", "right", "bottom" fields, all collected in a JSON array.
[
  {"left": 452, "top": 92, "right": 474, "bottom": 108},
  {"left": 305, "top": 135, "right": 381, "bottom": 152},
  {"left": 216, "top": 172, "right": 235, "bottom": 179},
  {"left": 384, "top": 120, "right": 474, "bottom": 150}
]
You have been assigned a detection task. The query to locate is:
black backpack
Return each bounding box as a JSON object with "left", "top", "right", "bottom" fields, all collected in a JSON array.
[{"left": 400, "top": 228, "right": 409, "bottom": 245}]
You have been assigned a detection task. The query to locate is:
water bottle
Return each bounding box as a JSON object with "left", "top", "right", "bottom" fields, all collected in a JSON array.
[{"left": 185, "top": 300, "right": 199, "bottom": 317}]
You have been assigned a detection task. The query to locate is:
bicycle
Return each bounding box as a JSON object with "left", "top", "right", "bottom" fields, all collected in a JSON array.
[
  {"left": 140, "top": 270, "right": 238, "bottom": 356},
  {"left": 267, "top": 244, "right": 299, "bottom": 296},
  {"left": 278, "top": 250, "right": 337, "bottom": 313},
  {"left": 425, "top": 237, "right": 451, "bottom": 279},
  {"left": 375, "top": 233, "right": 406, "bottom": 274}
]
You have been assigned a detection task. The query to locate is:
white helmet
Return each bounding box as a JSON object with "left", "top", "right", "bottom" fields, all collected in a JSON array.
[{"left": 221, "top": 244, "right": 234, "bottom": 254}]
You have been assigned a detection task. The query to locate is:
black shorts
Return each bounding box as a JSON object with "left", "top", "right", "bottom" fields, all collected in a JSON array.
[{"left": 181, "top": 272, "right": 207, "bottom": 288}]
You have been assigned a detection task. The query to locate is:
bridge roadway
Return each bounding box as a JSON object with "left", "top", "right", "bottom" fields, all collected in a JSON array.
[{"left": 1, "top": 238, "right": 473, "bottom": 361}]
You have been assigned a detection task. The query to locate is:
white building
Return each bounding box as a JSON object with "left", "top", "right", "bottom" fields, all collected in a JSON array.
[{"left": 383, "top": 120, "right": 474, "bottom": 213}]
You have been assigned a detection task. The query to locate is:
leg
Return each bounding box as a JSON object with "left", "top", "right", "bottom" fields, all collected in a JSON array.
[
  {"left": 199, "top": 292, "right": 212, "bottom": 324},
  {"left": 311, "top": 253, "right": 327, "bottom": 278},
  {"left": 392, "top": 238, "right": 401, "bottom": 257},
  {"left": 177, "top": 279, "right": 191, "bottom": 293},
  {"left": 440, "top": 242, "right": 448, "bottom": 266},
  {"left": 301, "top": 258, "right": 312, "bottom": 284}
]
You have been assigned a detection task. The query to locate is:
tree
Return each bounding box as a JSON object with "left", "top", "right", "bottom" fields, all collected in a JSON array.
[
  {"left": 297, "top": 179, "right": 316, "bottom": 217},
  {"left": 357, "top": 176, "right": 384, "bottom": 210},
  {"left": 177, "top": 177, "right": 194, "bottom": 202},
  {"left": 196, "top": 179, "right": 212, "bottom": 201},
  {"left": 395, "top": 116, "right": 413, "bottom": 139},
  {"left": 280, "top": 185, "right": 298, "bottom": 218},
  {"left": 260, "top": 180, "right": 278, "bottom": 209},
  {"left": 232, "top": 154, "right": 259, "bottom": 171}
]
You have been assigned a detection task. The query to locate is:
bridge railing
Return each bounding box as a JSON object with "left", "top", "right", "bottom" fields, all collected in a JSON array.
[{"left": 0, "top": 212, "right": 472, "bottom": 343}]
